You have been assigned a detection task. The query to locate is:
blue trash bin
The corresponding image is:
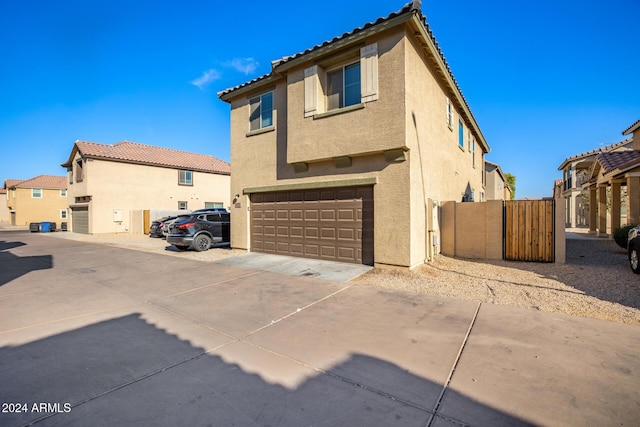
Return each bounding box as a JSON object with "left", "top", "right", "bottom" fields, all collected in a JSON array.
[{"left": 40, "top": 222, "right": 51, "bottom": 232}]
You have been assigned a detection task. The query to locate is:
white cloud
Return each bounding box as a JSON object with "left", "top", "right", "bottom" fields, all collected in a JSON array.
[
  {"left": 191, "top": 68, "right": 222, "bottom": 90},
  {"left": 223, "top": 58, "right": 259, "bottom": 75}
]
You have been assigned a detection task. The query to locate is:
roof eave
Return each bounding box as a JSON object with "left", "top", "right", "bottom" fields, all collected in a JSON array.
[
  {"left": 272, "top": 12, "right": 415, "bottom": 75},
  {"left": 218, "top": 73, "right": 282, "bottom": 102},
  {"left": 622, "top": 119, "right": 640, "bottom": 135}
]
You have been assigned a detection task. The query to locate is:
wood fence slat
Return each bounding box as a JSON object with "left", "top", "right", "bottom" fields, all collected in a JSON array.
[{"left": 503, "top": 200, "right": 554, "bottom": 262}]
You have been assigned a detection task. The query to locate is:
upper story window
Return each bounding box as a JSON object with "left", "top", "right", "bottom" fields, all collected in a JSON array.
[
  {"left": 75, "top": 159, "right": 84, "bottom": 182},
  {"left": 304, "top": 43, "right": 378, "bottom": 118},
  {"left": 249, "top": 92, "right": 273, "bottom": 131},
  {"left": 327, "top": 62, "right": 361, "bottom": 111},
  {"left": 179, "top": 170, "right": 193, "bottom": 186},
  {"left": 60, "top": 189, "right": 67, "bottom": 197},
  {"left": 32, "top": 188, "right": 42, "bottom": 198},
  {"left": 446, "top": 97, "right": 454, "bottom": 130},
  {"left": 458, "top": 119, "right": 464, "bottom": 149}
]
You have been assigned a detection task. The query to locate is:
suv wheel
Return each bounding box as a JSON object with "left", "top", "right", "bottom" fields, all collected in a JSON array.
[
  {"left": 194, "top": 234, "right": 212, "bottom": 252},
  {"left": 630, "top": 247, "right": 640, "bottom": 274}
]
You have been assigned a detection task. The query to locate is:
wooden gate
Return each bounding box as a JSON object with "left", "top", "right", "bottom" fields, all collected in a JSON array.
[{"left": 504, "top": 200, "right": 555, "bottom": 262}]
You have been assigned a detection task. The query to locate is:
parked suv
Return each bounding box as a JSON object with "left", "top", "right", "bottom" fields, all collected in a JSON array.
[
  {"left": 166, "top": 212, "right": 230, "bottom": 251},
  {"left": 628, "top": 225, "right": 640, "bottom": 274}
]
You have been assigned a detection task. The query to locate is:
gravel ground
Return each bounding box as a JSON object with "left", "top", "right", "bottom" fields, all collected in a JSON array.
[
  {"left": 354, "top": 236, "right": 640, "bottom": 326},
  {"left": 45, "top": 230, "right": 640, "bottom": 326}
]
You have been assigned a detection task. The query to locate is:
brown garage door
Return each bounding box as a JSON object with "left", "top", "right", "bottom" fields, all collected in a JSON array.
[
  {"left": 71, "top": 207, "right": 89, "bottom": 234},
  {"left": 250, "top": 186, "right": 373, "bottom": 265}
]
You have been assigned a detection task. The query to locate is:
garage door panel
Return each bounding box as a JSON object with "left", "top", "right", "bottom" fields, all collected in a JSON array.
[
  {"left": 71, "top": 207, "right": 89, "bottom": 234},
  {"left": 250, "top": 186, "right": 373, "bottom": 265},
  {"left": 338, "top": 228, "right": 355, "bottom": 240}
]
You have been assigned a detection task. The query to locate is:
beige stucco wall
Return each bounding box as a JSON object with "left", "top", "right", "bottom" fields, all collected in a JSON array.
[
  {"left": 0, "top": 192, "right": 10, "bottom": 223},
  {"left": 485, "top": 169, "right": 506, "bottom": 201},
  {"left": 440, "top": 201, "right": 503, "bottom": 260},
  {"left": 66, "top": 153, "right": 230, "bottom": 234},
  {"left": 7, "top": 187, "right": 68, "bottom": 226},
  {"left": 286, "top": 29, "right": 408, "bottom": 163},
  {"left": 404, "top": 32, "right": 486, "bottom": 266}
]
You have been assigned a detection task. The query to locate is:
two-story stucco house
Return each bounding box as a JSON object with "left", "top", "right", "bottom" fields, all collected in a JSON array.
[
  {"left": 218, "top": 2, "right": 490, "bottom": 268},
  {"left": 61, "top": 140, "right": 230, "bottom": 234},
  {"left": 558, "top": 137, "right": 633, "bottom": 228},
  {"left": 4, "top": 175, "right": 68, "bottom": 226},
  {"left": 484, "top": 161, "right": 511, "bottom": 201}
]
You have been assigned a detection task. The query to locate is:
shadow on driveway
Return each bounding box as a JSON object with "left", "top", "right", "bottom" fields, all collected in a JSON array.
[
  {"left": 0, "top": 239, "right": 52, "bottom": 287},
  {"left": 0, "top": 314, "right": 530, "bottom": 427}
]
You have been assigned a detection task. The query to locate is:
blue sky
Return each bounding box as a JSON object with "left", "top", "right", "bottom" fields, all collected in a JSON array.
[{"left": 1, "top": 0, "right": 638, "bottom": 198}]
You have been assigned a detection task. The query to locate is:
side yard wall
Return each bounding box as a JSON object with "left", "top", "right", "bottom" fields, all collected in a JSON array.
[{"left": 441, "top": 200, "right": 566, "bottom": 264}]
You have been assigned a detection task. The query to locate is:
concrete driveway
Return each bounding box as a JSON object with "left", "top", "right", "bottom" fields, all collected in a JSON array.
[{"left": 0, "top": 231, "right": 638, "bottom": 426}]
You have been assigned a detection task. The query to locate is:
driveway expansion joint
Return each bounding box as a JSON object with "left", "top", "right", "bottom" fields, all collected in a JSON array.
[{"left": 426, "top": 302, "right": 482, "bottom": 427}]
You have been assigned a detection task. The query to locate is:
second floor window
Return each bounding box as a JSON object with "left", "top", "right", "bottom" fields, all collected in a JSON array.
[
  {"left": 327, "top": 62, "right": 361, "bottom": 111},
  {"left": 60, "top": 189, "right": 67, "bottom": 197},
  {"left": 446, "top": 97, "right": 453, "bottom": 129},
  {"left": 179, "top": 170, "right": 193, "bottom": 186},
  {"left": 32, "top": 188, "right": 42, "bottom": 198},
  {"left": 458, "top": 119, "right": 464, "bottom": 149},
  {"left": 75, "top": 159, "right": 84, "bottom": 182},
  {"left": 249, "top": 92, "right": 273, "bottom": 131}
]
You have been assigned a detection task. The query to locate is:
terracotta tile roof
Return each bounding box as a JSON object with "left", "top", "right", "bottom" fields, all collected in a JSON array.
[
  {"left": 622, "top": 119, "right": 640, "bottom": 136},
  {"left": 595, "top": 150, "right": 640, "bottom": 175},
  {"left": 7, "top": 175, "right": 67, "bottom": 190},
  {"left": 4, "top": 179, "right": 23, "bottom": 189},
  {"left": 558, "top": 138, "right": 633, "bottom": 170},
  {"left": 71, "top": 140, "right": 230, "bottom": 175}
]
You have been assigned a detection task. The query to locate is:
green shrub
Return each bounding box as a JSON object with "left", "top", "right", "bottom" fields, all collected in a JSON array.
[{"left": 613, "top": 224, "right": 637, "bottom": 249}]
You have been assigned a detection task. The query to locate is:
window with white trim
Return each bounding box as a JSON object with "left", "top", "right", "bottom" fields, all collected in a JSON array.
[
  {"left": 60, "top": 189, "right": 67, "bottom": 197},
  {"left": 32, "top": 188, "right": 42, "bottom": 198},
  {"left": 178, "top": 201, "right": 188, "bottom": 210},
  {"left": 458, "top": 119, "right": 464, "bottom": 149},
  {"left": 304, "top": 43, "right": 378, "bottom": 117},
  {"left": 249, "top": 92, "right": 273, "bottom": 131},
  {"left": 179, "top": 170, "right": 193, "bottom": 186},
  {"left": 60, "top": 209, "right": 68, "bottom": 219}
]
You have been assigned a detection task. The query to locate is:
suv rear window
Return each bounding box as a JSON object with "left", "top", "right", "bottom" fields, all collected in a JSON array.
[{"left": 172, "top": 215, "right": 195, "bottom": 225}]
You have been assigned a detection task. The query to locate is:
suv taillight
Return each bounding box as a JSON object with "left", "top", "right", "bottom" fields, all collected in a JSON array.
[{"left": 178, "top": 222, "right": 196, "bottom": 230}]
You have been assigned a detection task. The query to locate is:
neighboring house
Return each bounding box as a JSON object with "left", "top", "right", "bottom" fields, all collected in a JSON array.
[
  {"left": 557, "top": 137, "right": 633, "bottom": 228},
  {"left": 584, "top": 119, "right": 640, "bottom": 235},
  {"left": 484, "top": 161, "right": 511, "bottom": 201},
  {"left": 0, "top": 189, "right": 9, "bottom": 223},
  {"left": 218, "top": 2, "right": 490, "bottom": 268},
  {"left": 61, "top": 140, "right": 230, "bottom": 234},
  {"left": 3, "top": 175, "right": 68, "bottom": 226}
]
